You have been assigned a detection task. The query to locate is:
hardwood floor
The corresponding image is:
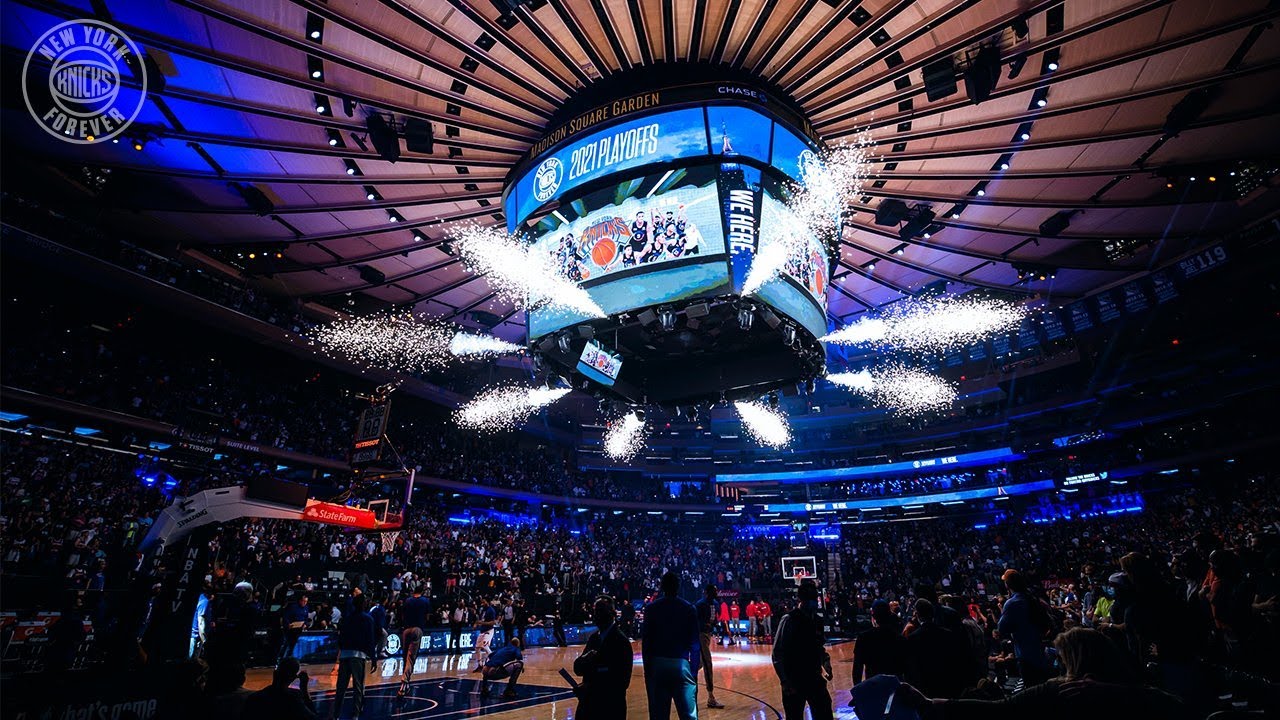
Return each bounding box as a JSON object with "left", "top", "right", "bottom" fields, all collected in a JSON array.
[{"left": 246, "top": 638, "right": 860, "bottom": 719}]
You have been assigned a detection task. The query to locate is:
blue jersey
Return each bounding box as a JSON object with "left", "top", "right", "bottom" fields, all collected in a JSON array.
[{"left": 485, "top": 643, "right": 522, "bottom": 668}]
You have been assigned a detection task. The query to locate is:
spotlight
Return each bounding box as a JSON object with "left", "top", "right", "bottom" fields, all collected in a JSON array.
[
  {"left": 1001, "top": 162, "right": 1010, "bottom": 170},
  {"left": 412, "top": 232, "right": 424, "bottom": 242},
  {"left": 343, "top": 159, "right": 362, "bottom": 176},
  {"left": 737, "top": 306, "right": 755, "bottom": 331},
  {"left": 306, "top": 12, "right": 324, "bottom": 42},
  {"left": 363, "top": 185, "right": 380, "bottom": 201},
  {"left": 1041, "top": 48, "right": 1060, "bottom": 74},
  {"left": 307, "top": 56, "right": 324, "bottom": 81},
  {"left": 314, "top": 93, "right": 330, "bottom": 115},
  {"left": 1030, "top": 87, "right": 1049, "bottom": 110},
  {"left": 1020, "top": 132, "right": 1030, "bottom": 141},
  {"left": 367, "top": 114, "right": 401, "bottom": 163},
  {"left": 866, "top": 261, "right": 877, "bottom": 271},
  {"left": 326, "top": 128, "right": 343, "bottom": 147},
  {"left": 387, "top": 210, "right": 404, "bottom": 223}
]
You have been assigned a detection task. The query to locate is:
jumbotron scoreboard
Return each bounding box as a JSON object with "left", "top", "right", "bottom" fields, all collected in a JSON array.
[{"left": 503, "top": 69, "right": 833, "bottom": 407}]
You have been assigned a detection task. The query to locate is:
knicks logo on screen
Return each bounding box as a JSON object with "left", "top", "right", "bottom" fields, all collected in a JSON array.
[{"left": 532, "top": 157, "right": 563, "bottom": 203}]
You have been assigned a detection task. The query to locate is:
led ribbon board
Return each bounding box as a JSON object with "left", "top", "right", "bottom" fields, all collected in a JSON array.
[{"left": 714, "top": 446, "right": 1022, "bottom": 483}]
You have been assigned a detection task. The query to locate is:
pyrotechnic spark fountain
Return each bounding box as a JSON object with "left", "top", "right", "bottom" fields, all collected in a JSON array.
[
  {"left": 455, "top": 385, "right": 571, "bottom": 432},
  {"left": 827, "top": 364, "right": 958, "bottom": 415},
  {"left": 743, "top": 133, "right": 874, "bottom": 296},
  {"left": 734, "top": 400, "right": 793, "bottom": 448},
  {"left": 449, "top": 332, "right": 523, "bottom": 359},
  {"left": 309, "top": 312, "right": 451, "bottom": 372},
  {"left": 603, "top": 412, "right": 646, "bottom": 461},
  {"left": 822, "top": 295, "right": 1025, "bottom": 352},
  {"left": 452, "top": 224, "right": 605, "bottom": 318}
]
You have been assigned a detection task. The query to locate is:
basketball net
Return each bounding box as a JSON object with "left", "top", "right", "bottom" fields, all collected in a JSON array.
[{"left": 380, "top": 531, "right": 400, "bottom": 553}]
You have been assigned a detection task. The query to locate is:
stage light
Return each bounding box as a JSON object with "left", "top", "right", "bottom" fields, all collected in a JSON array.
[
  {"left": 387, "top": 210, "right": 404, "bottom": 223},
  {"left": 367, "top": 113, "right": 401, "bottom": 163},
  {"left": 866, "top": 261, "right": 877, "bottom": 271},
  {"left": 326, "top": 129, "right": 342, "bottom": 147},
  {"left": 308, "top": 56, "right": 324, "bottom": 80},
  {"left": 306, "top": 12, "right": 324, "bottom": 42},
  {"left": 413, "top": 232, "right": 424, "bottom": 242},
  {"left": 364, "top": 185, "right": 380, "bottom": 201},
  {"left": 315, "top": 93, "right": 330, "bottom": 115},
  {"left": 344, "top": 159, "right": 362, "bottom": 176},
  {"left": 1042, "top": 48, "right": 1060, "bottom": 74},
  {"left": 659, "top": 307, "right": 677, "bottom": 331},
  {"left": 1020, "top": 132, "right": 1030, "bottom": 141},
  {"left": 1048, "top": 61, "right": 1058, "bottom": 71}
]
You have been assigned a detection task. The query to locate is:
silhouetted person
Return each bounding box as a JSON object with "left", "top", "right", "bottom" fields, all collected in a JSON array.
[
  {"left": 242, "top": 657, "right": 316, "bottom": 720},
  {"left": 905, "top": 599, "right": 968, "bottom": 698},
  {"left": 330, "top": 594, "right": 375, "bottom": 719},
  {"left": 852, "top": 599, "right": 908, "bottom": 684},
  {"left": 693, "top": 584, "right": 725, "bottom": 709},
  {"left": 575, "top": 596, "right": 634, "bottom": 719},
  {"left": 642, "top": 571, "right": 701, "bottom": 720},
  {"left": 772, "top": 580, "right": 833, "bottom": 720}
]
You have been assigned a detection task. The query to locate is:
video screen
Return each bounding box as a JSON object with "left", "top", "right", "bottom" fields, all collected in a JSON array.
[
  {"left": 527, "top": 166, "right": 730, "bottom": 339},
  {"left": 577, "top": 340, "right": 623, "bottom": 386},
  {"left": 507, "top": 107, "right": 711, "bottom": 227},
  {"left": 760, "top": 187, "right": 829, "bottom": 308}
]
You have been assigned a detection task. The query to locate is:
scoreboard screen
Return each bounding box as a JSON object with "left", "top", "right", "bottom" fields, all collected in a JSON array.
[{"left": 351, "top": 403, "right": 389, "bottom": 465}]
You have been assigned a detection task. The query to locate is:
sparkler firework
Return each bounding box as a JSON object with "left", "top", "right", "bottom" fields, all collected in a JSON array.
[
  {"left": 454, "top": 385, "right": 571, "bottom": 432},
  {"left": 449, "top": 332, "right": 524, "bottom": 359},
  {"left": 309, "top": 312, "right": 452, "bottom": 372},
  {"left": 827, "top": 364, "right": 958, "bottom": 416},
  {"left": 452, "top": 224, "right": 605, "bottom": 318},
  {"left": 743, "top": 134, "right": 874, "bottom": 296},
  {"left": 822, "top": 295, "right": 1025, "bottom": 352},
  {"left": 734, "top": 400, "right": 793, "bottom": 448},
  {"left": 602, "top": 412, "right": 647, "bottom": 461}
]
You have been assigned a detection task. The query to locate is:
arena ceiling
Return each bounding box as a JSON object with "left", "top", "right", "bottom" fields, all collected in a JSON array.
[{"left": 5, "top": 0, "right": 1280, "bottom": 341}]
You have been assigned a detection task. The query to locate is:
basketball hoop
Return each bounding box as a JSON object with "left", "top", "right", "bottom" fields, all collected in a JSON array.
[{"left": 380, "top": 530, "right": 400, "bottom": 554}]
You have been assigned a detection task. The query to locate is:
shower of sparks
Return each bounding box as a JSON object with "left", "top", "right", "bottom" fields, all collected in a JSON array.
[
  {"left": 452, "top": 224, "right": 606, "bottom": 318},
  {"left": 449, "top": 332, "right": 523, "bottom": 359},
  {"left": 743, "top": 133, "right": 875, "bottom": 296},
  {"left": 309, "top": 312, "right": 452, "bottom": 372},
  {"left": 827, "top": 364, "right": 958, "bottom": 416},
  {"left": 734, "top": 400, "right": 793, "bottom": 449},
  {"left": 821, "top": 295, "right": 1026, "bottom": 352},
  {"left": 603, "top": 412, "right": 647, "bottom": 461},
  {"left": 454, "top": 385, "right": 571, "bottom": 432}
]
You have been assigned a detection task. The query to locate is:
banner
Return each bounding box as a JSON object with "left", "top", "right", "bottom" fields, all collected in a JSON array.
[{"left": 302, "top": 500, "right": 379, "bottom": 530}]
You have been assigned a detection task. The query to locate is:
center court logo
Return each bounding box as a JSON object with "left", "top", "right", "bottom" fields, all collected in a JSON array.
[
  {"left": 532, "top": 156, "right": 563, "bottom": 203},
  {"left": 22, "top": 19, "right": 148, "bottom": 144}
]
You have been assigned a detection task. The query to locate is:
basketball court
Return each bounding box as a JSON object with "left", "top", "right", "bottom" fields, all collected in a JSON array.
[{"left": 248, "top": 638, "right": 861, "bottom": 719}]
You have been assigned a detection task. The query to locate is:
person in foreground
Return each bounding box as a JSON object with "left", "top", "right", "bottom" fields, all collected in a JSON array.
[
  {"left": 642, "top": 571, "right": 702, "bottom": 720},
  {"left": 330, "top": 594, "right": 376, "bottom": 719},
  {"left": 574, "top": 595, "right": 634, "bottom": 719},
  {"left": 772, "top": 580, "right": 834, "bottom": 720},
  {"left": 241, "top": 657, "right": 316, "bottom": 720},
  {"left": 480, "top": 637, "right": 525, "bottom": 699},
  {"left": 896, "top": 627, "right": 1194, "bottom": 720}
]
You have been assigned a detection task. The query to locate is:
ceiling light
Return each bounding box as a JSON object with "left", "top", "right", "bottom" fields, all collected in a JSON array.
[
  {"left": 976, "top": 189, "right": 986, "bottom": 196},
  {"left": 310, "top": 30, "right": 320, "bottom": 39},
  {"left": 413, "top": 233, "right": 424, "bottom": 242},
  {"left": 1037, "top": 98, "right": 1047, "bottom": 107},
  {"left": 1001, "top": 162, "right": 1010, "bottom": 170},
  {"left": 1048, "top": 62, "right": 1059, "bottom": 71},
  {"left": 343, "top": 159, "right": 362, "bottom": 176},
  {"left": 312, "top": 70, "right": 322, "bottom": 79}
]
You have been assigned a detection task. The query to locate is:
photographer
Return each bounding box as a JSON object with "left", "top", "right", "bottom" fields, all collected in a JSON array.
[{"left": 575, "top": 596, "right": 633, "bottom": 720}]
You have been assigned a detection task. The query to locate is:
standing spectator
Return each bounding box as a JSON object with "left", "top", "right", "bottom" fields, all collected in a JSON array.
[
  {"left": 241, "top": 657, "right": 316, "bottom": 720},
  {"left": 852, "top": 599, "right": 908, "bottom": 685},
  {"left": 479, "top": 637, "right": 524, "bottom": 699},
  {"left": 997, "top": 570, "right": 1051, "bottom": 686},
  {"left": 693, "top": 584, "right": 726, "bottom": 710},
  {"left": 642, "top": 571, "right": 701, "bottom": 720},
  {"left": 771, "top": 580, "right": 833, "bottom": 720},
  {"left": 574, "top": 596, "right": 633, "bottom": 720},
  {"left": 501, "top": 596, "right": 516, "bottom": 646},
  {"left": 746, "top": 597, "right": 759, "bottom": 640},
  {"left": 728, "top": 600, "right": 741, "bottom": 640},
  {"left": 279, "top": 595, "right": 308, "bottom": 661},
  {"left": 330, "top": 594, "right": 374, "bottom": 720},
  {"left": 903, "top": 599, "right": 968, "bottom": 698}
]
